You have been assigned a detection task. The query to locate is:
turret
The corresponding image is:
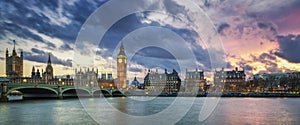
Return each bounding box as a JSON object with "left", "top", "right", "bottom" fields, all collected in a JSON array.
[
  {"left": 36, "top": 69, "right": 41, "bottom": 78},
  {"left": 12, "top": 40, "right": 17, "bottom": 56},
  {"left": 31, "top": 66, "right": 36, "bottom": 78},
  {"left": 20, "top": 50, "right": 23, "bottom": 59},
  {"left": 6, "top": 48, "right": 8, "bottom": 57}
]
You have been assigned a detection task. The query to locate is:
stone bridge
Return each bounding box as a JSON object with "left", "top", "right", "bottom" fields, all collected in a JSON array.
[{"left": 0, "top": 82, "right": 125, "bottom": 101}]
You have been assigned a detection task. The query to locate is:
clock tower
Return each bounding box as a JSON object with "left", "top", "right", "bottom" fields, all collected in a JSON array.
[
  {"left": 117, "top": 43, "right": 127, "bottom": 89},
  {"left": 43, "top": 53, "right": 53, "bottom": 83}
]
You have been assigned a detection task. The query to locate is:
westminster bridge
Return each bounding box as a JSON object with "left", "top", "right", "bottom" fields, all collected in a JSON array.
[{"left": 0, "top": 82, "right": 125, "bottom": 101}]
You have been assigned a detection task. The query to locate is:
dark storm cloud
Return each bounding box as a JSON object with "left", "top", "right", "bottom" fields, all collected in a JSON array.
[
  {"left": 257, "top": 22, "right": 277, "bottom": 34},
  {"left": 1, "top": 0, "right": 216, "bottom": 71},
  {"left": 259, "top": 53, "right": 276, "bottom": 60},
  {"left": 274, "top": 34, "right": 300, "bottom": 63},
  {"left": 131, "top": 47, "right": 179, "bottom": 69},
  {"left": 31, "top": 48, "right": 46, "bottom": 55},
  {"left": 244, "top": 65, "right": 253, "bottom": 70},
  {"left": 0, "top": 0, "right": 107, "bottom": 44},
  {"left": 251, "top": 53, "right": 276, "bottom": 65},
  {"left": 250, "top": 53, "right": 281, "bottom": 73},
  {"left": 97, "top": 13, "right": 212, "bottom": 70},
  {"left": 135, "top": 46, "right": 176, "bottom": 60},
  {"left": 128, "top": 67, "right": 143, "bottom": 72},
  {"left": 132, "top": 54, "right": 181, "bottom": 72},
  {"left": 217, "top": 23, "right": 230, "bottom": 35},
  {"left": 59, "top": 43, "right": 73, "bottom": 51},
  {"left": 0, "top": 22, "right": 56, "bottom": 49},
  {"left": 24, "top": 48, "right": 72, "bottom": 66}
]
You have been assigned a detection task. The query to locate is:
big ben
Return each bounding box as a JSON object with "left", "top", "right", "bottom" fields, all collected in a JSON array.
[{"left": 117, "top": 43, "right": 127, "bottom": 89}]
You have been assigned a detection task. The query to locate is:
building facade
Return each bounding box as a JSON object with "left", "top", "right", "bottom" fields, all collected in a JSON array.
[
  {"left": 117, "top": 43, "right": 127, "bottom": 89},
  {"left": 214, "top": 67, "right": 246, "bottom": 92},
  {"left": 144, "top": 69, "right": 181, "bottom": 94},
  {"left": 184, "top": 68, "right": 207, "bottom": 93},
  {"left": 99, "top": 73, "right": 116, "bottom": 89},
  {"left": 74, "top": 68, "right": 98, "bottom": 87},
  {"left": 6, "top": 40, "right": 23, "bottom": 78}
]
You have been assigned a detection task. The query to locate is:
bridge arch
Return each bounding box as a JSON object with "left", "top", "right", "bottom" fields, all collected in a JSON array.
[
  {"left": 61, "top": 88, "right": 91, "bottom": 97},
  {"left": 112, "top": 90, "right": 125, "bottom": 97},
  {"left": 7, "top": 86, "right": 58, "bottom": 95},
  {"left": 93, "top": 89, "right": 111, "bottom": 97}
]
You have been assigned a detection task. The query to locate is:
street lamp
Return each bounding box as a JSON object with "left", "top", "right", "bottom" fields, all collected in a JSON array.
[{"left": 58, "top": 78, "right": 62, "bottom": 86}]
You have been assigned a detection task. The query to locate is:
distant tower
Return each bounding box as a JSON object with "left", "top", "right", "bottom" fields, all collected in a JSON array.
[
  {"left": 31, "top": 66, "right": 36, "bottom": 78},
  {"left": 117, "top": 43, "right": 127, "bottom": 89},
  {"left": 6, "top": 40, "right": 23, "bottom": 78},
  {"left": 43, "top": 53, "right": 53, "bottom": 82}
]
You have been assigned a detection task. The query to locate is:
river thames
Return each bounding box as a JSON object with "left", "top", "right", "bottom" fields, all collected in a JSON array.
[{"left": 0, "top": 97, "right": 299, "bottom": 125}]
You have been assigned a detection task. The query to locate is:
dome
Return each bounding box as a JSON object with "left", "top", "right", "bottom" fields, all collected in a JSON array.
[{"left": 131, "top": 77, "right": 139, "bottom": 86}]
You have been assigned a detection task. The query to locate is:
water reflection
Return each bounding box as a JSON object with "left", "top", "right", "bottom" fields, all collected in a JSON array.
[
  {"left": 0, "top": 98, "right": 300, "bottom": 125},
  {"left": 203, "top": 98, "right": 300, "bottom": 125}
]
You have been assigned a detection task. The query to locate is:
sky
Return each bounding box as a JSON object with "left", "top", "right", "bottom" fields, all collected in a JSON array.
[{"left": 0, "top": 0, "right": 300, "bottom": 82}]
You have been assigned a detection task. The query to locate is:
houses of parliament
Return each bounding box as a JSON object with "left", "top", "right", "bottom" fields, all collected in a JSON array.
[
  {"left": 3, "top": 40, "right": 128, "bottom": 90},
  {"left": 5, "top": 40, "right": 54, "bottom": 83}
]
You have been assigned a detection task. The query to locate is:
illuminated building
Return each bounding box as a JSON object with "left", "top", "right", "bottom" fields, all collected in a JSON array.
[
  {"left": 144, "top": 69, "right": 181, "bottom": 94},
  {"left": 42, "top": 54, "right": 54, "bottom": 83},
  {"left": 99, "top": 73, "right": 116, "bottom": 89},
  {"left": 6, "top": 40, "right": 23, "bottom": 78},
  {"left": 74, "top": 68, "right": 98, "bottom": 87},
  {"left": 184, "top": 68, "right": 207, "bottom": 93},
  {"left": 117, "top": 43, "right": 127, "bottom": 89},
  {"left": 214, "top": 67, "right": 246, "bottom": 92}
]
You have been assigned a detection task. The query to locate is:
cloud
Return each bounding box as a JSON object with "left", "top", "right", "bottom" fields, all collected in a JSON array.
[
  {"left": 274, "top": 34, "right": 300, "bottom": 63},
  {"left": 128, "top": 67, "right": 143, "bottom": 72},
  {"left": 217, "top": 23, "right": 230, "bottom": 35},
  {"left": 244, "top": 65, "right": 253, "bottom": 70},
  {"left": 0, "top": 0, "right": 106, "bottom": 44},
  {"left": 59, "top": 43, "right": 73, "bottom": 51},
  {"left": 259, "top": 52, "right": 276, "bottom": 60},
  {"left": 23, "top": 48, "right": 72, "bottom": 67}
]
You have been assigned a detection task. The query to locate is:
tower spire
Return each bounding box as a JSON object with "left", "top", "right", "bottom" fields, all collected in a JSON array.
[
  {"left": 6, "top": 48, "right": 9, "bottom": 57},
  {"left": 48, "top": 53, "right": 51, "bottom": 65},
  {"left": 13, "top": 40, "right": 16, "bottom": 50},
  {"left": 12, "top": 40, "right": 17, "bottom": 56},
  {"left": 118, "top": 42, "right": 125, "bottom": 56},
  {"left": 120, "top": 42, "right": 124, "bottom": 50}
]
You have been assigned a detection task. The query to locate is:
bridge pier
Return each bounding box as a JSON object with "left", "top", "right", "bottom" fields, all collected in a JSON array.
[
  {"left": 58, "top": 86, "right": 63, "bottom": 99},
  {"left": 1, "top": 83, "right": 8, "bottom": 102}
]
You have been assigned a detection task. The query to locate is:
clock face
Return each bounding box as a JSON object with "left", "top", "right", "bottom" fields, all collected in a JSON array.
[{"left": 118, "top": 59, "right": 122, "bottom": 63}]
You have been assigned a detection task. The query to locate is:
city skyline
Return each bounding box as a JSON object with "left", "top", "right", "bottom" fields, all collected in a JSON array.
[{"left": 0, "top": 0, "right": 300, "bottom": 82}]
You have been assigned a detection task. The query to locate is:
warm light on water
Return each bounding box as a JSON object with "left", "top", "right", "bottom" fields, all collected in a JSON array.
[{"left": 0, "top": 97, "right": 299, "bottom": 125}]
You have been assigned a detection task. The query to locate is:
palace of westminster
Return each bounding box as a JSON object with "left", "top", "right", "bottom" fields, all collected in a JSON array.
[{"left": 3, "top": 40, "right": 300, "bottom": 93}]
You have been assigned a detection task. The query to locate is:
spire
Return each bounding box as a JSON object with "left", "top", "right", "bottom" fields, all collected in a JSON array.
[
  {"left": 32, "top": 66, "right": 35, "bottom": 72},
  {"left": 120, "top": 42, "right": 124, "bottom": 51},
  {"left": 31, "top": 66, "right": 36, "bottom": 78},
  {"left": 47, "top": 53, "right": 51, "bottom": 65},
  {"left": 118, "top": 42, "right": 126, "bottom": 56},
  {"left": 13, "top": 40, "right": 16, "bottom": 50},
  {"left": 20, "top": 50, "right": 23, "bottom": 58},
  {"left": 6, "top": 48, "right": 8, "bottom": 57},
  {"left": 12, "top": 40, "right": 17, "bottom": 56}
]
